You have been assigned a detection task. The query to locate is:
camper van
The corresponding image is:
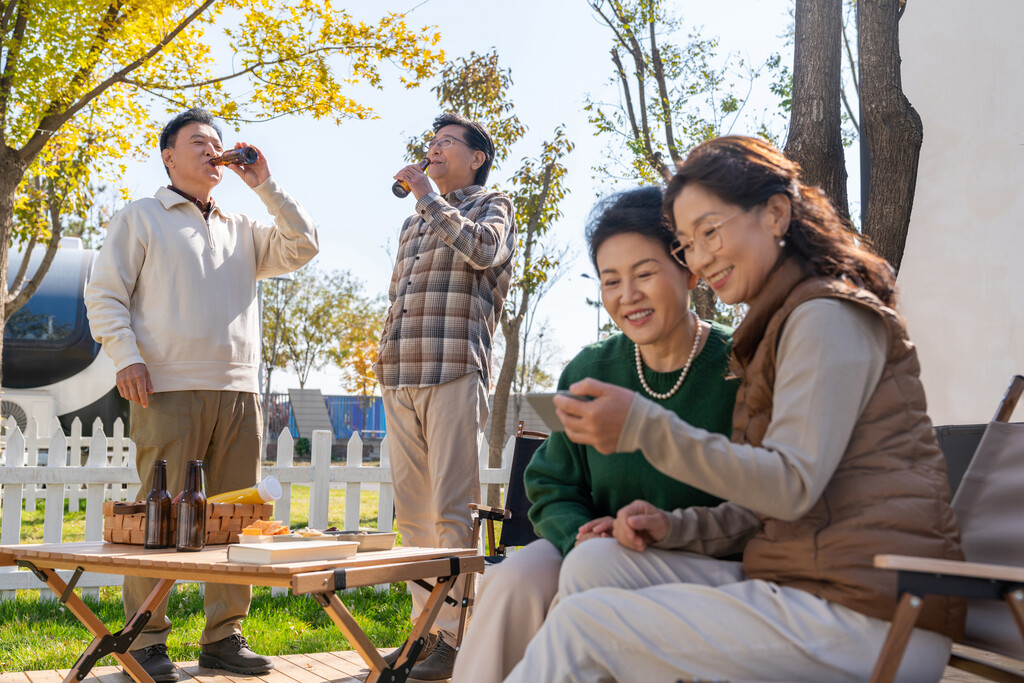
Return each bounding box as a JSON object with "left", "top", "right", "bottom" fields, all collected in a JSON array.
[{"left": 1, "top": 238, "right": 127, "bottom": 439}]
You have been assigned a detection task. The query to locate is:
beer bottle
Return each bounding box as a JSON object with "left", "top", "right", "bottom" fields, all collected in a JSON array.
[
  {"left": 176, "top": 460, "right": 207, "bottom": 552},
  {"left": 144, "top": 460, "right": 173, "bottom": 549},
  {"left": 210, "top": 147, "right": 258, "bottom": 166},
  {"left": 392, "top": 158, "right": 430, "bottom": 198}
]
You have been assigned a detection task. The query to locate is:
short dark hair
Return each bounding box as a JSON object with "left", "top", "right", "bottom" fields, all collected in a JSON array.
[
  {"left": 158, "top": 108, "right": 222, "bottom": 178},
  {"left": 586, "top": 186, "right": 681, "bottom": 272},
  {"left": 432, "top": 112, "right": 495, "bottom": 186}
]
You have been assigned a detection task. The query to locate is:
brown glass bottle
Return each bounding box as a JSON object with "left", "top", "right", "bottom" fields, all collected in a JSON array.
[
  {"left": 176, "top": 460, "right": 206, "bottom": 552},
  {"left": 392, "top": 158, "right": 430, "bottom": 198},
  {"left": 144, "top": 460, "right": 173, "bottom": 549},
  {"left": 210, "top": 147, "right": 258, "bottom": 166}
]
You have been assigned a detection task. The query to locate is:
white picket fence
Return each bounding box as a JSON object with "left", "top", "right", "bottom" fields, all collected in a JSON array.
[{"left": 0, "top": 416, "right": 515, "bottom": 601}]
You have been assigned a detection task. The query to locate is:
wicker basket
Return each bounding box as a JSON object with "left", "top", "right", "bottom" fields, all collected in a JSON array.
[{"left": 102, "top": 501, "right": 274, "bottom": 545}]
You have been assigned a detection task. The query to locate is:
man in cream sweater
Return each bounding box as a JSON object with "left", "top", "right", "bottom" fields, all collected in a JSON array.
[{"left": 85, "top": 108, "right": 318, "bottom": 681}]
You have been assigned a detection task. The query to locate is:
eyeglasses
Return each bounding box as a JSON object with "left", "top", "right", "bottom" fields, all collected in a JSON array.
[
  {"left": 426, "top": 135, "right": 472, "bottom": 151},
  {"left": 670, "top": 208, "right": 749, "bottom": 267}
]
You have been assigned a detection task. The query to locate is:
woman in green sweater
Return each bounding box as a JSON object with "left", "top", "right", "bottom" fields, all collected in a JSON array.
[{"left": 451, "top": 186, "right": 745, "bottom": 683}]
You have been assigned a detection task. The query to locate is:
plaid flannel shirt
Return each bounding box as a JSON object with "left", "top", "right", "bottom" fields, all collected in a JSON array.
[{"left": 374, "top": 185, "right": 517, "bottom": 389}]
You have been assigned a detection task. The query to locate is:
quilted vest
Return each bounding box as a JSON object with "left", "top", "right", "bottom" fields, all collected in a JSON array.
[{"left": 732, "top": 259, "right": 966, "bottom": 639}]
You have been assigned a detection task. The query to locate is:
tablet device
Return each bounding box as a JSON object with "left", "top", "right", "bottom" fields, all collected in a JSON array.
[{"left": 526, "top": 391, "right": 593, "bottom": 433}]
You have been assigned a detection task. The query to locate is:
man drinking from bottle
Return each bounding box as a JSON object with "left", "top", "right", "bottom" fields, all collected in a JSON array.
[
  {"left": 85, "top": 107, "right": 318, "bottom": 681},
  {"left": 376, "top": 111, "right": 516, "bottom": 681}
]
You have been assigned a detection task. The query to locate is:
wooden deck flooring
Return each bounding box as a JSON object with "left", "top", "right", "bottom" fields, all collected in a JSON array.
[
  {"left": 2, "top": 644, "right": 1021, "bottom": 683},
  {"left": 0, "top": 650, "right": 384, "bottom": 683}
]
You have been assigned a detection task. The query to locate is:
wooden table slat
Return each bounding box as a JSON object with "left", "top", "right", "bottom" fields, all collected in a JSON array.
[
  {"left": 252, "top": 656, "right": 331, "bottom": 683},
  {"left": 0, "top": 673, "right": 33, "bottom": 683},
  {"left": 301, "top": 652, "right": 365, "bottom": 678},
  {"left": 278, "top": 654, "right": 359, "bottom": 683},
  {"left": 22, "top": 671, "right": 61, "bottom": 683}
]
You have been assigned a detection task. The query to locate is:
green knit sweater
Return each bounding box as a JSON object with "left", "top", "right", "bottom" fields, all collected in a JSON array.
[{"left": 525, "top": 323, "right": 739, "bottom": 556}]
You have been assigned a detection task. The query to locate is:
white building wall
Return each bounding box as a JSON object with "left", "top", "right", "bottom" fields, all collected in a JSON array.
[{"left": 897, "top": 1, "right": 1024, "bottom": 424}]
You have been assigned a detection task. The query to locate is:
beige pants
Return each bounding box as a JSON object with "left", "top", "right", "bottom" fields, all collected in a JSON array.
[
  {"left": 504, "top": 538, "right": 952, "bottom": 683},
  {"left": 383, "top": 372, "right": 487, "bottom": 642},
  {"left": 125, "top": 390, "right": 261, "bottom": 648},
  {"left": 452, "top": 539, "right": 562, "bottom": 683}
]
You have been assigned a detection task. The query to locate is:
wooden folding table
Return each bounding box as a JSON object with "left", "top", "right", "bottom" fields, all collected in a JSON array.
[{"left": 0, "top": 541, "right": 483, "bottom": 683}]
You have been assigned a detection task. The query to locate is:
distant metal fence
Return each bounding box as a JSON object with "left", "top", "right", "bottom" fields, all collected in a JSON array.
[{"left": 264, "top": 394, "right": 385, "bottom": 441}]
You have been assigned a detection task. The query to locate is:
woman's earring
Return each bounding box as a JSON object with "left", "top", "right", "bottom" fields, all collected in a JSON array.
[{"left": 778, "top": 237, "right": 787, "bottom": 248}]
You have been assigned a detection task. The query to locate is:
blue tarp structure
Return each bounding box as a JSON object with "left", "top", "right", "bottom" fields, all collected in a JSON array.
[{"left": 266, "top": 394, "right": 385, "bottom": 440}]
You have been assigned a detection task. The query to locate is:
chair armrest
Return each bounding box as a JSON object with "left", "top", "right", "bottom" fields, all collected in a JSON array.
[
  {"left": 469, "top": 503, "right": 512, "bottom": 522},
  {"left": 874, "top": 554, "right": 1024, "bottom": 583}
]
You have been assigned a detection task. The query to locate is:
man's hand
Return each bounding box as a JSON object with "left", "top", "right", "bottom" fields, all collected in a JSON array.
[
  {"left": 393, "top": 162, "right": 434, "bottom": 200},
  {"left": 575, "top": 516, "right": 614, "bottom": 545},
  {"left": 613, "top": 499, "right": 670, "bottom": 552},
  {"left": 553, "top": 378, "right": 635, "bottom": 454},
  {"left": 227, "top": 143, "right": 270, "bottom": 188},
  {"left": 116, "top": 363, "right": 154, "bottom": 408}
]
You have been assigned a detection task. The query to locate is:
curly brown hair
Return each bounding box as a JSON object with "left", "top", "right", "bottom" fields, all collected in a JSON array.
[{"left": 663, "top": 136, "right": 896, "bottom": 307}]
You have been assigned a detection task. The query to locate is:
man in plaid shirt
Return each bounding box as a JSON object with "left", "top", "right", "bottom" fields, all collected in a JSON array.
[{"left": 374, "top": 112, "right": 516, "bottom": 681}]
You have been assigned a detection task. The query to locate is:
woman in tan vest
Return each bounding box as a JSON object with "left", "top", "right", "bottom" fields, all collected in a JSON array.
[{"left": 503, "top": 136, "right": 965, "bottom": 683}]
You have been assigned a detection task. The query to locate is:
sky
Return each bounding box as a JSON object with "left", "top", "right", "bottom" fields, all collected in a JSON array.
[{"left": 119, "top": 1, "right": 801, "bottom": 394}]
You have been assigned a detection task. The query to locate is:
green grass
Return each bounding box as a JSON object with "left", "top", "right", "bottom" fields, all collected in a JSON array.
[
  {"left": 0, "top": 584, "right": 411, "bottom": 672},
  {"left": 1, "top": 484, "right": 414, "bottom": 671}
]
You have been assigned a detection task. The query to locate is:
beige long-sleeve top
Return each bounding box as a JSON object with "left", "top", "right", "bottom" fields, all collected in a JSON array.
[
  {"left": 85, "top": 178, "right": 318, "bottom": 393},
  {"left": 624, "top": 299, "right": 889, "bottom": 553}
]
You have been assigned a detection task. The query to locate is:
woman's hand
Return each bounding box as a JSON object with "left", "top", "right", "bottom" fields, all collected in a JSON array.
[
  {"left": 612, "top": 499, "right": 670, "bottom": 552},
  {"left": 553, "top": 378, "right": 635, "bottom": 454},
  {"left": 575, "top": 516, "right": 614, "bottom": 545}
]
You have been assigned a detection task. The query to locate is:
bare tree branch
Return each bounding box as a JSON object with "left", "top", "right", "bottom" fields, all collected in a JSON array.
[
  {"left": 61, "top": 2, "right": 128, "bottom": 110},
  {"left": 21, "top": 1, "right": 216, "bottom": 163},
  {"left": 590, "top": 1, "right": 634, "bottom": 59},
  {"left": 841, "top": 17, "right": 860, "bottom": 134},
  {"left": 647, "top": 0, "right": 680, "bottom": 173},
  {"left": 611, "top": 49, "right": 642, "bottom": 144},
  {"left": 124, "top": 44, "right": 383, "bottom": 90},
  {"left": 9, "top": 224, "right": 34, "bottom": 291},
  {"left": 0, "top": 1, "right": 28, "bottom": 141},
  {"left": 0, "top": 0, "right": 18, "bottom": 39},
  {"left": 7, "top": 181, "right": 62, "bottom": 315}
]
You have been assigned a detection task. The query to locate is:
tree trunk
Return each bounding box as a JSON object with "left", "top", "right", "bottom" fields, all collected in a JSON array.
[
  {"left": 691, "top": 282, "right": 717, "bottom": 322},
  {"left": 487, "top": 313, "right": 522, "bottom": 507},
  {"left": 0, "top": 147, "right": 29, "bottom": 389},
  {"left": 785, "top": 0, "right": 850, "bottom": 221},
  {"left": 858, "top": 0, "right": 922, "bottom": 273}
]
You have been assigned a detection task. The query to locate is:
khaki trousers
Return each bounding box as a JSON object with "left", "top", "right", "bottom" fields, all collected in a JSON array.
[
  {"left": 452, "top": 539, "right": 562, "bottom": 683},
  {"left": 125, "top": 390, "right": 261, "bottom": 648},
  {"left": 383, "top": 372, "right": 487, "bottom": 642},
  {"left": 504, "top": 538, "right": 953, "bottom": 683}
]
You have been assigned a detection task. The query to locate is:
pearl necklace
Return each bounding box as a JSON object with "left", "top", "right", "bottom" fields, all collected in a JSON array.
[{"left": 635, "top": 311, "right": 703, "bottom": 400}]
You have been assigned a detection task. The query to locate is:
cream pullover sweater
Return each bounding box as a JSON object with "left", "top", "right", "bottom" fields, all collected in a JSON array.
[{"left": 85, "top": 178, "right": 318, "bottom": 393}]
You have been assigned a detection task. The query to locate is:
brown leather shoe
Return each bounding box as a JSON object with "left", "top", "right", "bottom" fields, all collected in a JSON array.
[
  {"left": 407, "top": 636, "right": 457, "bottom": 682},
  {"left": 382, "top": 631, "right": 438, "bottom": 671},
  {"left": 122, "top": 644, "right": 180, "bottom": 682},
  {"left": 198, "top": 634, "right": 273, "bottom": 675}
]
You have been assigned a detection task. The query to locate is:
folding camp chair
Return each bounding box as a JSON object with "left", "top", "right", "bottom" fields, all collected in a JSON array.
[
  {"left": 869, "top": 374, "right": 1024, "bottom": 683},
  {"left": 469, "top": 421, "right": 547, "bottom": 561}
]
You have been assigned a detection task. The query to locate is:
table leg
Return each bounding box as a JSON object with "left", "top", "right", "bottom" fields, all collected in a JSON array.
[
  {"left": 26, "top": 566, "right": 174, "bottom": 683},
  {"left": 313, "top": 592, "right": 389, "bottom": 682},
  {"left": 454, "top": 571, "right": 474, "bottom": 649},
  {"left": 313, "top": 571, "right": 459, "bottom": 683}
]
